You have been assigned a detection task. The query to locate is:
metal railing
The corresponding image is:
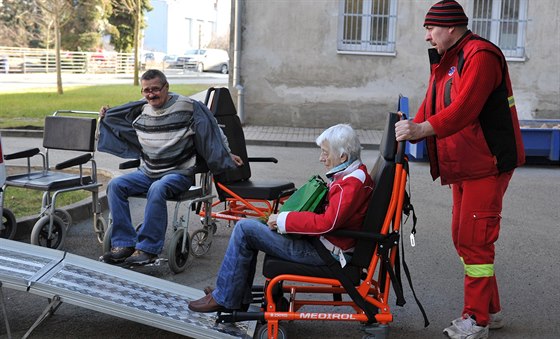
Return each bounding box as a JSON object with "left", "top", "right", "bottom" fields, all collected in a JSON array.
[{"left": 0, "top": 47, "right": 141, "bottom": 74}]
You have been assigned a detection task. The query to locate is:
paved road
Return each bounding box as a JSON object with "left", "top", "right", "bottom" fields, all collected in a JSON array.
[
  {"left": 0, "top": 69, "right": 227, "bottom": 93},
  {"left": 1, "top": 139, "right": 559, "bottom": 338}
]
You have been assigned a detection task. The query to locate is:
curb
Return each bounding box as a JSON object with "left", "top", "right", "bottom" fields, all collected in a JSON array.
[
  {"left": 0, "top": 129, "right": 381, "bottom": 149},
  {"left": 244, "top": 139, "right": 379, "bottom": 150},
  {"left": 0, "top": 129, "right": 43, "bottom": 138}
]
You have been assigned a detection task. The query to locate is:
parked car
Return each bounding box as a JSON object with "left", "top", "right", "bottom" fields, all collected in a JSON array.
[
  {"left": 176, "top": 49, "right": 229, "bottom": 74},
  {"left": 163, "top": 54, "right": 179, "bottom": 68}
]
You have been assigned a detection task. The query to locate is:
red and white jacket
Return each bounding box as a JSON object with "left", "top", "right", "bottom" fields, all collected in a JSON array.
[
  {"left": 415, "top": 31, "right": 525, "bottom": 185},
  {"left": 276, "top": 161, "right": 374, "bottom": 250}
]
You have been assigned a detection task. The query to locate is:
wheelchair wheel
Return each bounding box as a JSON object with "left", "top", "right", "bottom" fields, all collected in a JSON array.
[
  {"left": 167, "top": 229, "right": 190, "bottom": 273},
  {"left": 94, "top": 216, "right": 107, "bottom": 243},
  {"left": 200, "top": 218, "right": 218, "bottom": 235},
  {"left": 102, "top": 224, "right": 112, "bottom": 253},
  {"left": 1, "top": 208, "right": 17, "bottom": 240},
  {"left": 54, "top": 208, "right": 72, "bottom": 231},
  {"left": 191, "top": 229, "right": 211, "bottom": 258},
  {"left": 31, "top": 215, "right": 66, "bottom": 249},
  {"left": 210, "top": 221, "right": 218, "bottom": 235},
  {"left": 255, "top": 323, "right": 288, "bottom": 339}
]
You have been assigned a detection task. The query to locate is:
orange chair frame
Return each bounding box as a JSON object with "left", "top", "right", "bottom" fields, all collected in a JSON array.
[
  {"left": 215, "top": 111, "right": 416, "bottom": 338},
  {"left": 256, "top": 160, "right": 408, "bottom": 338},
  {"left": 200, "top": 180, "right": 292, "bottom": 223}
]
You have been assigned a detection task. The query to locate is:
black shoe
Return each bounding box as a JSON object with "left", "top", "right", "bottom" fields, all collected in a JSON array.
[
  {"left": 102, "top": 247, "right": 135, "bottom": 263},
  {"left": 124, "top": 250, "right": 157, "bottom": 266}
]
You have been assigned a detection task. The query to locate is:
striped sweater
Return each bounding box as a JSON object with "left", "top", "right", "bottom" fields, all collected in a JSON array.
[{"left": 132, "top": 93, "right": 197, "bottom": 178}]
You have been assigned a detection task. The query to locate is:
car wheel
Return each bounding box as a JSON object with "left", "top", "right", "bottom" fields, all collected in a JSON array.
[
  {"left": 196, "top": 62, "right": 204, "bottom": 72},
  {"left": 220, "top": 64, "right": 228, "bottom": 74}
]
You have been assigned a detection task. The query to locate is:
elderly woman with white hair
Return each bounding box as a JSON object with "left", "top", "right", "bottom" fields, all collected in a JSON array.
[{"left": 189, "top": 124, "right": 374, "bottom": 313}]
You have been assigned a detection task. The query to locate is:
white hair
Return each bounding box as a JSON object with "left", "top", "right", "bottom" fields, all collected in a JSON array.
[{"left": 316, "top": 124, "right": 361, "bottom": 161}]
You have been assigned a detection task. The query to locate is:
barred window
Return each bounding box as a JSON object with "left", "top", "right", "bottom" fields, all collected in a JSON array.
[
  {"left": 471, "top": 0, "right": 528, "bottom": 59},
  {"left": 337, "top": 0, "right": 397, "bottom": 54}
]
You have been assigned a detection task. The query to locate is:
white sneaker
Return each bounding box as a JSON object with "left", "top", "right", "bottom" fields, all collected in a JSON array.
[
  {"left": 451, "top": 311, "right": 504, "bottom": 330},
  {"left": 489, "top": 311, "right": 504, "bottom": 329},
  {"left": 444, "top": 314, "right": 489, "bottom": 339}
]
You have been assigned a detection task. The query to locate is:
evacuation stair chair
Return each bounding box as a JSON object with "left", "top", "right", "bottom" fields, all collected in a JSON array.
[{"left": 216, "top": 111, "right": 428, "bottom": 339}]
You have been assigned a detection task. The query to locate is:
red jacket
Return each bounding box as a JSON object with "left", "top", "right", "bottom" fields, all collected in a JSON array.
[
  {"left": 276, "top": 162, "right": 374, "bottom": 250},
  {"left": 414, "top": 31, "right": 525, "bottom": 185}
]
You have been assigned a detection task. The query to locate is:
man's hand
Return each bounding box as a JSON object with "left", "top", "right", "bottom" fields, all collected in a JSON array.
[
  {"left": 267, "top": 213, "right": 278, "bottom": 231},
  {"left": 99, "top": 105, "right": 110, "bottom": 119},
  {"left": 395, "top": 119, "right": 434, "bottom": 142},
  {"left": 230, "top": 154, "right": 244, "bottom": 166}
]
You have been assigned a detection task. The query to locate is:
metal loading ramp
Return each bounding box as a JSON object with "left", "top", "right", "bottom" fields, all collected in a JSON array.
[{"left": 0, "top": 238, "right": 255, "bottom": 339}]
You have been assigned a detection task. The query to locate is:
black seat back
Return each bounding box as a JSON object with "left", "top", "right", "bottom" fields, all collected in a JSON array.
[
  {"left": 350, "top": 113, "right": 400, "bottom": 268},
  {"left": 43, "top": 116, "right": 97, "bottom": 152},
  {"left": 204, "top": 87, "right": 251, "bottom": 183}
]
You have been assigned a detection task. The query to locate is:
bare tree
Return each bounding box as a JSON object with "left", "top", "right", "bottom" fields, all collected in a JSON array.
[{"left": 36, "top": 0, "right": 73, "bottom": 94}]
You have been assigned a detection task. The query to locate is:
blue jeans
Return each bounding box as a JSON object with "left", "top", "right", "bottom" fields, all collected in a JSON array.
[
  {"left": 212, "top": 218, "right": 324, "bottom": 309},
  {"left": 107, "top": 170, "right": 193, "bottom": 254}
]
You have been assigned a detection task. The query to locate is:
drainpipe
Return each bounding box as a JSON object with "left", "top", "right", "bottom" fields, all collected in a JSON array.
[{"left": 233, "top": 0, "right": 245, "bottom": 124}]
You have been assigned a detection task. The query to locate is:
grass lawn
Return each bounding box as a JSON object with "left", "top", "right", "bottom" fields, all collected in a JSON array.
[
  {"left": 3, "top": 187, "right": 90, "bottom": 219},
  {"left": 0, "top": 84, "right": 210, "bottom": 128}
]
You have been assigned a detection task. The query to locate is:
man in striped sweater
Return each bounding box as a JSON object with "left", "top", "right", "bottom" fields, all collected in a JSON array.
[{"left": 101, "top": 69, "right": 242, "bottom": 265}]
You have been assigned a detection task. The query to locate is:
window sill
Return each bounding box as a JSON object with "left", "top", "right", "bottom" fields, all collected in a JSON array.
[
  {"left": 505, "top": 56, "right": 526, "bottom": 62},
  {"left": 337, "top": 50, "right": 396, "bottom": 57}
]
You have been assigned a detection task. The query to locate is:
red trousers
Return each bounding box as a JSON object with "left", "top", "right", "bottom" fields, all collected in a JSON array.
[{"left": 451, "top": 171, "right": 513, "bottom": 326}]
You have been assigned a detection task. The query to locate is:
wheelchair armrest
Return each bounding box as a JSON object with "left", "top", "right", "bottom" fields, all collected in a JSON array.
[
  {"left": 328, "top": 229, "right": 385, "bottom": 241},
  {"left": 4, "top": 148, "right": 40, "bottom": 160},
  {"left": 280, "top": 187, "right": 297, "bottom": 197},
  {"left": 119, "top": 159, "right": 141, "bottom": 169},
  {"left": 55, "top": 153, "right": 92, "bottom": 170},
  {"left": 247, "top": 157, "right": 278, "bottom": 164}
]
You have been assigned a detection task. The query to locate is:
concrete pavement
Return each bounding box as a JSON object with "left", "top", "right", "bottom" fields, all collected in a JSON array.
[{"left": 1, "top": 136, "right": 559, "bottom": 339}]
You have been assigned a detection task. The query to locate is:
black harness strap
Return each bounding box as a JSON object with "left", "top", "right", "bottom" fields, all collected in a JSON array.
[
  {"left": 309, "top": 237, "right": 378, "bottom": 324},
  {"left": 401, "top": 190, "right": 430, "bottom": 328},
  {"left": 377, "top": 232, "right": 406, "bottom": 307}
]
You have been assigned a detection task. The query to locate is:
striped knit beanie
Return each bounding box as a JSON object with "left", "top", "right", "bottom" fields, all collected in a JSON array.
[{"left": 424, "top": 0, "right": 468, "bottom": 27}]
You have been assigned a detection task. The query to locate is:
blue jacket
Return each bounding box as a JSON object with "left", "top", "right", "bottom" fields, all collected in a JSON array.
[{"left": 98, "top": 98, "right": 236, "bottom": 175}]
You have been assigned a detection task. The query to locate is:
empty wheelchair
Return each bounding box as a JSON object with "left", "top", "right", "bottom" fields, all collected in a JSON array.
[
  {"left": 199, "top": 87, "right": 296, "bottom": 226},
  {"left": 1, "top": 111, "right": 106, "bottom": 249}
]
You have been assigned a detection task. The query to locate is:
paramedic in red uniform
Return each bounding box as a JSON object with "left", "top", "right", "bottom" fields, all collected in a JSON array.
[
  {"left": 395, "top": 1, "right": 525, "bottom": 338},
  {"left": 188, "top": 124, "right": 374, "bottom": 313}
]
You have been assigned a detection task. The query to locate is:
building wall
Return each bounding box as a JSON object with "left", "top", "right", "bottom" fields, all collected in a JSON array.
[
  {"left": 508, "top": 0, "right": 560, "bottom": 119},
  {"left": 235, "top": 0, "right": 559, "bottom": 129},
  {"left": 144, "top": 0, "right": 219, "bottom": 55},
  {"left": 143, "top": 0, "right": 168, "bottom": 53}
]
